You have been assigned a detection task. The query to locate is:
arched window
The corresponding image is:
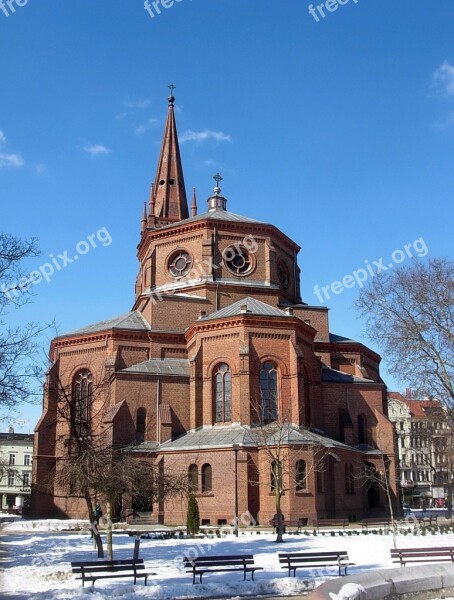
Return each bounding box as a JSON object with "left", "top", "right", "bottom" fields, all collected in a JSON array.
[
  {"left": 188, "top": 464, "right": 198, "bottom": 492},
  {"left": 201, "top": 463, "right": 212, "bottom": 493},
  {"left": 358, "top": 414, "right": 368, "bottom": 445},
  {"left": 270, "top": 460, "right": 282, "bottom": 494},
  {"left": 214, "top": 363, "right": 231, "bottom": 423},
  {"left": 295, "top": 460, "right": 307, "bottom": 492},
  {"left": 260, "top": 361, "right": 278, "bottom": 422},
  {"left": 136, "top": 408, "right": 146, "bottom": 443},
  {"left": 72, "top": 370, "right": 93, "bottom": 435}
]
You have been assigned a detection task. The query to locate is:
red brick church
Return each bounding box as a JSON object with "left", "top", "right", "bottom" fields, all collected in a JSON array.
[{"left": 32, "top": 92, "right": 398, "bottom": 525}]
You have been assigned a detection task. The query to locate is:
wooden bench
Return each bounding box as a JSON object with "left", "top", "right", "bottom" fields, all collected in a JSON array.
[
  {"left": 391, "top": 547, "right": 454, "bottom": 567},
  {"left": 279, "top": 551, "right": 354, "bottom": 577},
  {"left": 312, "top": 518, "right": 349, "bottom": 531},
  {"left": 361, "top": 518, "right": 391, "bottom": 530},
  {"left": 269, "top": 516, "right": 308, "bottom": 533},
  {"left": 183, "top": 554, "right": 263, "bottom": 584},
  {"left": 71, "top": 558, "right": 154, "bottom": 587}
]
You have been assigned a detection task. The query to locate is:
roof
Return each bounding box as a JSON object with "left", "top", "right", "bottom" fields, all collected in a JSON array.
[
  {"left": 154, "top": 206, "right": 264, "bottom": 231},
  {"left": 322, "top": 366, "right": 375, "bottom": 384},
  {"left": 159, "top": 423, "right": 356, "bottom": 452},
  {"left": 120, "top": 358, "right": 190, "bottom": 377},
  {"left": 388, "top": 393, "right": 442, "bottom": 418},
  {"left": 0, "top": 432, "right": 33, "bottom": 442},
  {"left": 329, "top": 333, "right": 359, "bottom": 344},
  {"left": 103, "top": 400, "right": 126, "bottom": 423},
  {"left": 63, "top": 311, "right": 150, "bottom": 337},
  {"left": 200, "top": 297, "right": 290, "bottom": 321}
]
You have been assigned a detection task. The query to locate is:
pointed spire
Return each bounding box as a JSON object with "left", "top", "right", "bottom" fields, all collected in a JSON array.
[
  {"left": 191, "top": 187, "right": 197, "bottom": 217},
  {"left": 150, "top": 86, "right": 189, "bottom": 225},
  {"left": 141, "top": 201, "right": 147, "bottom": 234}
]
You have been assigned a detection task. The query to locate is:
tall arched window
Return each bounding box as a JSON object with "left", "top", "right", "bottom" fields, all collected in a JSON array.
[
  {"left": 72, "top": 370, "right": 93, "bottom": 435},
  {"left": 136, "top": 408, "right": 146, "bottom": 443},
  {"left": 358, "top": 414, "right": 368, "bottom": 445},
  {"left": 295, "top": 460, "right": 307, "bottom": 492},
  {"left": 201, "top": 463, "right": 212, "bottom": 493},
  {"left": 215, "top": 363, "right": 231, "bottom": 423},
  {"left": 188, "top": 464, "right": 198, "bottom": 492},
  {"left": 260, "top": 361, "right": 278, "bottom": 422}
]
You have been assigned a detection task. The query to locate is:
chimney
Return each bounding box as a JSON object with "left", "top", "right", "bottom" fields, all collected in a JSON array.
[
  {"left": 198, "top": 310, "right": 206, "bottom": 320},
  {"left": 406, "top": 388, "right": 412, "bottom": 399},
  {"left": 285, "top": 307, "right": 294, "bottom": 316},
  {"left": 8, "top": 426, "right": 14, "bottom": 434},
  {"left": 240, "top": 303, "right": 248, "bottom": 314}
]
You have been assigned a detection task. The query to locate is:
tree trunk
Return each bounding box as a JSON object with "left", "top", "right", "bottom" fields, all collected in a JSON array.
[
  {"left": 84, "top": 488, "right": 104, "bottom": 558},
  {"left": 275, "top": 493, "right": 284, "bottom": 543},
  {"left": 106, "top": 499, "right": 113, "bottom": 560}
]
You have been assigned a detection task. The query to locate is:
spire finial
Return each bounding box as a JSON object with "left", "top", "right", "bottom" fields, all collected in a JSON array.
[
  {"left": 168, "top": 83, "right": 176, "bottom": 106},
  {"left": 141, "top": 201, "right": 147, "bottom": 234},
  {"left": 213, "top": 172, "right": 223, "bottom": 196},
  {"left": 191, "top": 187, "right": 197, "bottom": 217}
]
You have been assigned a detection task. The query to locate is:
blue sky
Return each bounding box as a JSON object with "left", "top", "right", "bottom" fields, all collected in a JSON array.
[{"left": 1, "top": 0, "right": 453, "bottom": 432}]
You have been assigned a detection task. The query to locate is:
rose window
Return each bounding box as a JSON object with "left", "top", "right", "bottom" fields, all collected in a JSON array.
[
  {"left": 278, "top": 262, "right": 289, "bottom": 289},
  {"left": 224, "top": 246, "right": 252, "bottom": 275},
  {"left": 168, "top": 251, "right": 192, "bottom": 277}
]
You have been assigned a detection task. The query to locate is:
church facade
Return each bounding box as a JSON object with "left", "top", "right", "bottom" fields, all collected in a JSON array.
[{"left": 32, "top": 93, "right": 398, "bottom": 525}]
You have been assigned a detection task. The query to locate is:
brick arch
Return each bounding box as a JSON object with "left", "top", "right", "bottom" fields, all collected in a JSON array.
[
  {"left": 205, "top": 356, "right": 237, "bottom": 377},
  {"left": 254, "top": 355, "right": 288, "bottom": 376}
]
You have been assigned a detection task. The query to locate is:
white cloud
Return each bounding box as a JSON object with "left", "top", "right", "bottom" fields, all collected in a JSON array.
[
  {"left": 124, "top": 98, "right": 151, "bottom": 109},
  {"left": 180, "top": 129, "right": 232, "bottom": 144},
  {"left": 83, "top": 143, "right": 111, "bottom": 157},
  {"left": 135, "top": 117, "right": 159, "bottom": 135},
  {"left": 433, "top": 61, "right": 454, "bottom": 97},
  {"left": 0, "top": 153, "right": 24, "bottom": 168},
  {"left": 0, "top": 130, "right": 6, "bottom": 144}
]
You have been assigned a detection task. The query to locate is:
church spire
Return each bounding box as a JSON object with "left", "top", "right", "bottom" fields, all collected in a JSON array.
[
  {"left": 191, "top": 187, "right": 197, "bottom": 217},
  {"left": 150, "top": 86, "right": 189, "bottom": 226}
]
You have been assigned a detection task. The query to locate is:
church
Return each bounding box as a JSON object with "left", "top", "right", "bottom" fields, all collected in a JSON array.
[{"left": 32, "top": 92, "right": 398, "bottom": 526}]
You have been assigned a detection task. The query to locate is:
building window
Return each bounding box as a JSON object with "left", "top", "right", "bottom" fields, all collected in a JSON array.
[
  {"left": 22, "top": 473, "right": 30, "bottom": 487},
  {"left": 188, "top": 464, "right": 198, "bottom": 492},
  {"left": 168, "top": 250, "right": 192, "bottom": 278},
  {"left": 345, "top": 464, "right": 355, "bottom": 494},
  {"left": 73, "top": 370, "right": 93, "bottom": 435},
  {"left": 277, "top": 261, "right": 290, "bottom": 289},
  {"left": 224, "top": 246, "right": 253, "bottom": 276},
  {"left": 136, "top": 407, "right": 146, "bottom": 443},
  {"left": 9, "top": 454, "right": 15, "bottom": 466},
  {"left": 7, "top": 471, "right": 15, "bottom": 487},
  {"left": 270, "top": 460, "right": 282, "bottom": 494},
  {"left": 358, "top": 414, "right": 368, "bottom": 445},
  {"left": 23, "top": 454, "right": 31, "bottom": 466},
  {"left": 260, "top": 361, "right": 278, "bottom": 423},
  {"left": 201, "top": 464, "right": 212, "bottom": 493},
  {"left": 295, "top": 460, "right": 307, "bottom": 492},
  {"left": 214, "top": 364, "right": 231, "bottom": 422}
]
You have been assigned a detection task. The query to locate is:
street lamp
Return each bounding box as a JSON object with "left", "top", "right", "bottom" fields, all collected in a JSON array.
[{"left": 232, "top": 443, "right": 240, "bottom": 536}]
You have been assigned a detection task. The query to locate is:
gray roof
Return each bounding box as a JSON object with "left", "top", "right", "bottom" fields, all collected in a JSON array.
[
  {"left": 121, "top": 358, "right": 190, "bottom": 377},
  {"left": 322, "top": 366, "right": 374, "bottom": 384},
  {"left": 201, "top": 297, "right": 290, "bottom": 321},
  {"left": 64, "top": 311, "right": 150, "bottom": 337},
  {"left": 155, "top": 207, "right": 264, "bottom": 231},
  {"left": 159, "top": 423, "right": 356, "bottom": 452},
  {"left": 329, "top": 333, "right": 358, "bottom": 344}
]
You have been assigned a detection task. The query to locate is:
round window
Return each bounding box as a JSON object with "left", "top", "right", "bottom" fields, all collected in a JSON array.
[
  {"left": 168, "top": 251, "right": 192, "bottom": 278},
  {"left": 278, "top": 261, "right": 290, "bottom": 289},
  {"left": 224, "top": 246, "right": 253, "bottom": 276}
]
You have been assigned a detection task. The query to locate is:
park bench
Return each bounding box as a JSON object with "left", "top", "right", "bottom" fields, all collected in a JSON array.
[
  {"left": 391, "top": 547, "right": 454, "bottom": 567},
  {"left": 312, "top": 518, "right": 349, "bottom": 531},
  {"left": 279, "top": 550, "right": 354, "bottom": 577},
  {"left": 360, "top": 518, "right": 391, "bottom": 530},
  {"left": 417, "top": 515, "right": 438, "bottom": 526},
  {"left": 183, "top": 554, "right": 263, "bottom": 584},
  {"left": 269, "top": 516, "right": 308, "bottom": 533},
  {"left": 71, "top": 558, "right": 154, "bottom": 587}
]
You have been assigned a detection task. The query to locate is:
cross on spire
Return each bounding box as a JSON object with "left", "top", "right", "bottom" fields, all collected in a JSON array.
[
  {"left": 168, "top": 84, "right": 176, "bottom": 106},
  {"left": 213, "top": 172, "right": 223, "bottom": 195}
]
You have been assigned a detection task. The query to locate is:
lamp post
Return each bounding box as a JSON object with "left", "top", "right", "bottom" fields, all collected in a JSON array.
[{"left": 233, "top": 443, "right": 240, "bottom": 536}]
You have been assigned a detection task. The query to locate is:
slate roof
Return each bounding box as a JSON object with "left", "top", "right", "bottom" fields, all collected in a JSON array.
[
  {"left": 321, "top": 366, "right": 375, "bottom": 384},
  {"left": 200, "top": 297, "right": 290, "bottom": 321},
  {"left": 120, "top": 358, "right": 190, "bottom": 377},
  {"left": 64, "top": 311, "right": 150, "bottom": 337},
  {"left": 159, "top": 423, "right": 356, "bottom": 452},
  {"left": 155, "top": 207, "right": 264, "bottom": 231},
  {"left": 329, "top": 333, "right": 358, "bottom": 344}
]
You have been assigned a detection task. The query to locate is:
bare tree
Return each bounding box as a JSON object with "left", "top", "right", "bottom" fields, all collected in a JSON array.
[
  {"left": 39, "top": 370, "right": 187, "bottom": 559},
  {"left": 355, "top": 258, "right": 454, "bottom": 408},
  {"left": 0, "top": 233, "right": 48, "bottom": 412},
  {"left": 247, "top": 400, "right": 327, "bottom": 543}
]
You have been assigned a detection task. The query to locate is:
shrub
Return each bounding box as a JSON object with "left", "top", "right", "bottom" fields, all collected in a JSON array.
[{"left": 186, "top": 494, "right": 200, "bottom": 536}]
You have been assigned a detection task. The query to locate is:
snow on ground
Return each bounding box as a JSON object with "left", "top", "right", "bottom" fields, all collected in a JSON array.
[{"left": 2, "top": 521, "right": 454, "bottom": 599}]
